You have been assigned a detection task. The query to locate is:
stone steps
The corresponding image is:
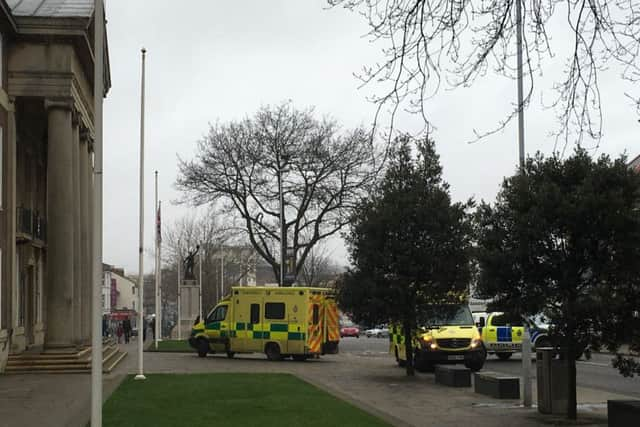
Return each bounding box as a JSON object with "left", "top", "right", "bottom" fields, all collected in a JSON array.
[{"left": 4, "top": 340, "right": 126, "bottom": 374}]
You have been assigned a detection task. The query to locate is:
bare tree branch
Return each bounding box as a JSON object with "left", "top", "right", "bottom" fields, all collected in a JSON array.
[
  {"left": 177, "top": 102, "right": 380, "bottom": 284},
  {"left": 329, "top": 0, "right": 640, "bottom": 146}
]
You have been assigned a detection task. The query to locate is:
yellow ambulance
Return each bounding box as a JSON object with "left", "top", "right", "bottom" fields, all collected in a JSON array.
[
  {"left": 390, "top": 304, "right": 486, "bottom": 371},
  {"left": 189, "top": 286, "right": 340, "bottom": 361}
]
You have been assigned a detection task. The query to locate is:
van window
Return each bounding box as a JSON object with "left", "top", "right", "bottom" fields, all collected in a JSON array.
[
  {"left": 491, "top": 314, "right": 523, "bottom": 327},
  {"left": 207, "top": 305, "right": 227, "bottom": 323},
  {"left": 265, "top": 302, "right": 285, "bottom": 320},
  {"left": 250, "top": 304, "right": 260, "bottom": 324},
  {"left": 313, "top": 305, "right": 319, "bottom": 325}
]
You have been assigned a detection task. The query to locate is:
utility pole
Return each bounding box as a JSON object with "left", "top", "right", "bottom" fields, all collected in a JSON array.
[
  {"left": 220, "top": 246, "right": 224, "bottom": 301},
  {"left": 516, "top": 0, "right": 532, "bottom": 408},
  {"left": 91, "top": 0, "right": 105, "bottom": 424},
  {"left": 134, "top": 47, "right": 147, "bottom": 381},
  {"left": 278, "top": 164, "right": 285, "bottom": 286}
]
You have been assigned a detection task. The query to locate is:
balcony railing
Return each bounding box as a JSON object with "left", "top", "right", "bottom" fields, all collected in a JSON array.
[
  {"left": 16, "top": 207, "right": 47, "bottom": 244},
  {"left": 17, "top": 207, "right": 33, "bottom": 236},
  {"left": 33, "top": 213, "right": 46, "bottom": 242}
]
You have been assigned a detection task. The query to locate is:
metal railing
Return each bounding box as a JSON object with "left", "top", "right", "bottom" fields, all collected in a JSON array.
[
  {"left": 16, "top": 207, "right": 47, "bottom": 243},
  {"left": 17, "top": 207, "right": 33, "bottom": 236},
  {"left": 33, "top": 213, "right": 46, "bottom": 242}
]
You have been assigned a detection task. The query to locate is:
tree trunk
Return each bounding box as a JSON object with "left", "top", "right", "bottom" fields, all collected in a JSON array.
[
  {"left": 403, "top": 320, "right": 415, "bottom": 376},
  {"left": 566, "top": 298, "right": 577, "bottom": 420}
]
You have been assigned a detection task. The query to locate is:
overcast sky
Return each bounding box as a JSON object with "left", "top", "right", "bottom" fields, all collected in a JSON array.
[{"left": 103, "top": 1, "right": 640, "bottom": 274}]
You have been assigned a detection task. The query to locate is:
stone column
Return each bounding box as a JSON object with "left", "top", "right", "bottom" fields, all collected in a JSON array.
[
  {"left": 44, "top": 99, "right": 75, "bottom": 348},
  {"left": 72, "top": 114, "right": 82, "bottom": 345},
  {"left": 79, "top": 128, "right": 91, "bottom": 343}
]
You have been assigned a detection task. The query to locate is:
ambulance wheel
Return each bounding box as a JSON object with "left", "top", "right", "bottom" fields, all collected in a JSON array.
[
  {"left": 465, "top": 360, "right": 484, "bottom": 372},
  {"left": 196, "top": 339, "right": 209, "bottom": 358},
  {"left": 265, "top": 343, "right": 282, "bottom": 361},
  {"left": 496, "top": 352, "right": 512, "bottom": 360}
]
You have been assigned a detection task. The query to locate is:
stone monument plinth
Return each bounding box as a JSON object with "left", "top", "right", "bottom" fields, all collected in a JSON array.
[{"left": 178, "top": 279, "right": 200, "bottom": 339}]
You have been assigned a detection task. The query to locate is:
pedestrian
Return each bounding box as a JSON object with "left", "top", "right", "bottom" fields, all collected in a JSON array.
[
  {"left": 116, "top": 322, "right": 123, "bottom": 344},
  {"left": 151, "top": 317, "right": 156, "bottom": 340},
  {"left": 123, "top": 318, "right": 131, "bottom": 343},
  {"left": 143, "top": 318, "right": 147, "bottom": 341},
  {"left": 102, "top": 315, "right": 108, "bottom": 338}
]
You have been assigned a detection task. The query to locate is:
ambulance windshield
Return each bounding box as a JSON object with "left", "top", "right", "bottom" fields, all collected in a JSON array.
[{"left": 423, "top": 305, "right": 474, "bottom": 327}]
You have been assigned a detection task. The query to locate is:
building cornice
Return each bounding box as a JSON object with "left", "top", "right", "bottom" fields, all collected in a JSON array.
[
  {"left": 11, "top": 15, "right": 111, "bottom": 96},
  {"left": 0, "top": 0, "right": 17, "bottom": 34}
]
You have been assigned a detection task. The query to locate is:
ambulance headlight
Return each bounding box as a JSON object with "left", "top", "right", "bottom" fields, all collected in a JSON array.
[
  {"left": 471, "top": 338, "right": 482, "bottom": 349},
  {"left": 429, "top": 342, "right": 438, "bottom": 350},
  {"left": 419, "top": 336, "right": 434, "bottom": 348}
]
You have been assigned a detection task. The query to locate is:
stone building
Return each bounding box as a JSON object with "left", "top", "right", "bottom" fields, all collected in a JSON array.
[{"left": 0, "top": 0, "right": 110, "bottom": 372}]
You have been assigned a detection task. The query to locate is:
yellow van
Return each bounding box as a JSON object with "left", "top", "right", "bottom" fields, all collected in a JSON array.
[
  {"left": 390, "top": 304, "right": 486, "bottom": 371},
  {"left": 189, "top": 286, "right": 340, "bottom": 360}
]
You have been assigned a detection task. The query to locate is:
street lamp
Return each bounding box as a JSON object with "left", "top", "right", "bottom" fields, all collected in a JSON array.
[{"left": 278, "top": 152, "right": 289, "bottom": 286}]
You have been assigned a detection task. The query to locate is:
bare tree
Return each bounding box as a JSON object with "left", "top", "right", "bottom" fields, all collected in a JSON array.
[
  {"left": 300, "top": 242, "right": 340, "bottom": 287},
  {"left": 177, "top": 102, "right": 379, "bottom": 285},
  {"left": 328, "top": 0, "right": 640, "bottom": 147}
]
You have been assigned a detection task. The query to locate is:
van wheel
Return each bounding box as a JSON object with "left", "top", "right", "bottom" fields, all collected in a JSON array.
[
  {"left": 496, "top": 352, "right": 512, "bottom": 360},
  {"left": 196, "top": 339, "right": 209, "bottom": 358},
  {"left": 265, "top": 343, "right": 282, "bottom": 361},
  {"left": 465, "top": 360, "right": 484, "bottom": 372}
]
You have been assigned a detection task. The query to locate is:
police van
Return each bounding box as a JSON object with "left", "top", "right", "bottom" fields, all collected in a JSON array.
[
  {"left": 473, "top": 312, "right": 550, "bottom": 360},
  {"left": 189, "top": 286, "right": 340, "bottom": 360}
]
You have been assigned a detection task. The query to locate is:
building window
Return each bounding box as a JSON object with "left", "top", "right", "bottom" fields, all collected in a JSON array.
[{"left": 36, "top": 258, "right": 43, "bottom": 323}]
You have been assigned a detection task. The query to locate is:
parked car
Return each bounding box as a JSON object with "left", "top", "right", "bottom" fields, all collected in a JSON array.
[
  {"left": 365, "top": 326, "right": 389, "bottom": 338},
  {"left": 340, "top": 323, "right": 360, "bottom": 338}
]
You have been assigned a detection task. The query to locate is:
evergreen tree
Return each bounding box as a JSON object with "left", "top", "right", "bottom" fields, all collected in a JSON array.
[
  {"left": 338, "top": 136, "right": 473, "bottom": 376},
  {"left": 475, "top": 149, "right": 640, "bottom": 419}
]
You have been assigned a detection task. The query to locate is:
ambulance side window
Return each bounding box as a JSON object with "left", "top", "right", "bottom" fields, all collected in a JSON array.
[
  {"left": 250, "top": 304, "right": 260, "bottom": 324},
  {"left": 265, "top": 302, "right": 285, "bottom": 320},
  {"left": 208, "top": 305, "right": 227, "bottom": 323},
  {"left": 313, "top": 305, "right": 319, "bottom": 325}
]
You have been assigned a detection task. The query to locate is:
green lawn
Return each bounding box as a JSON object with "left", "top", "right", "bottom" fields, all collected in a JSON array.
[
  {"left": 103, "top": 373, "right": 389, "bottom": 427},
  {"left": 145, "top": 340, "right": 193, "bottom": 352}
]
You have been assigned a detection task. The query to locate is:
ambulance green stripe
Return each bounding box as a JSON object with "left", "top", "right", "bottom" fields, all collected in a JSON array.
[{"left": 270, "top": 324, "right": 288, "bottom": 332}]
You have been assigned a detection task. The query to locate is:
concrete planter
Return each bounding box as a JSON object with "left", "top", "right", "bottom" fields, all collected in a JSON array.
[{"left": 608, "top": 400, "right": 640, "bottom": 427}]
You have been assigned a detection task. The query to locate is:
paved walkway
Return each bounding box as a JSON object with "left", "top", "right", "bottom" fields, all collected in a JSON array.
[
  {"left": 1, "top": 340, "right": 635, "bottom": 427},
  {"left": 0, "top": 336, "right": 146, "bottom": 427}
]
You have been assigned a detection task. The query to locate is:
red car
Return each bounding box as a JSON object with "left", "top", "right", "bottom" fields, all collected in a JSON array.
[{"left": 340, "top": 324, "right": 360, "bottom": 338}]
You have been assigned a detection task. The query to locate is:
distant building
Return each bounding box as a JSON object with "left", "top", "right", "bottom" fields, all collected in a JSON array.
[
  {"left": 103, "top": 264, "right": 137, "bottom": 321},
  {"left": 629, "top": 154, "right": 640, "bottom": 173}
]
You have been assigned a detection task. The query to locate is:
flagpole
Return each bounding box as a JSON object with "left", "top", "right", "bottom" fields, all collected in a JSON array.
[
  {"left": 154, "top": 171, "right": 158, "bottom": 350},
  {"left": 198, "top": 247, "right": 202, "bottom": 319},
  {"left": 177, "top": 253, "right": 181, "bottom": 340},
  {"left": 91, "top": 0, "right": 105, "bottom": 424},
  {"left": 134, "top": 47, "right": 147, "bottom": 381},
  {"left": 158, "top": 200, "right": 162, "bottom": 341}
]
